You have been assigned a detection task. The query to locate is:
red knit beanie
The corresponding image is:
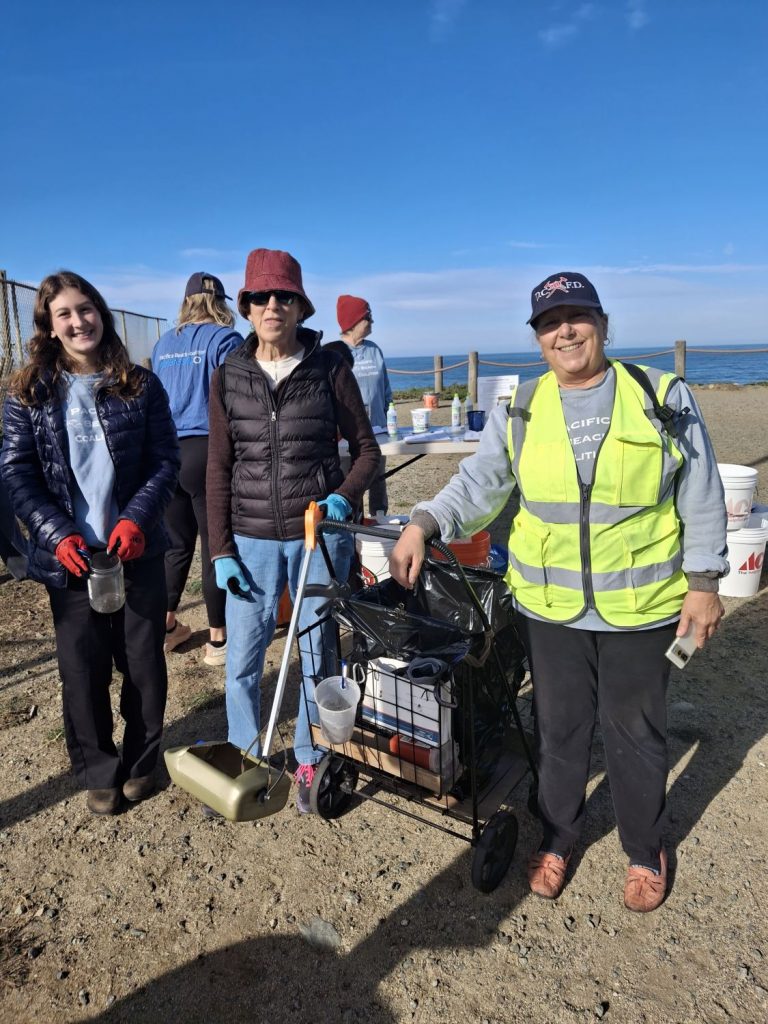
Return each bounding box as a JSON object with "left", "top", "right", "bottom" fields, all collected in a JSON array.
[
  {"left": 238, "top": 249, "right": 315, "bottom": 319},
  {"left": 337, "top": 295, "right": 371, "bottom": 333}
]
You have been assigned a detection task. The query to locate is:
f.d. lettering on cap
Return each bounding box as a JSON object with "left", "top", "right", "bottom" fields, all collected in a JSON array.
[{"left": 527, "top": 271, "right": 604, "bottom": 326}]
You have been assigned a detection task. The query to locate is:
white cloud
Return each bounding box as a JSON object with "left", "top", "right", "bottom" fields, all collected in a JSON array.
[
  {"left": 430, "top": 0, "right": 468, "bottom": 37},
  {"left": 626, "top": 0, "right": 649, "bottom": 30},
  {"left": 538, "top": 3, "right": 594, "bottom": 48},
  {"left": 90, "top": 258, "right": 768, "bottom": 358},
  {"left": 508, "top": 240, "right": 551, "bottom": 249},
  {"left": 179, "top": 247, "right": 244, "bottom": 260}
]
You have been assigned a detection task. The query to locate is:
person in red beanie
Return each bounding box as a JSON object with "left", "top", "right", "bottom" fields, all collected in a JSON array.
[
  {"left": 1, "top": 271, "right": 180, "bottom": 816},
  {"left": 207, "top": 249, "right": 380, "bottom": 814},
  {"left": 336, "top": 294, "right": 393, "bottom": 516}
]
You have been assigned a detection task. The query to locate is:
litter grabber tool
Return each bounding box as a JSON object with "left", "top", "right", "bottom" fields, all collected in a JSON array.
[{"left": 164, "top": 502, "right": 326, "bottom": 821}]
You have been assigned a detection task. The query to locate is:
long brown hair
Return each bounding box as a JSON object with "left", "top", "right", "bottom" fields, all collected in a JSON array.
[{"left": 7, "top": 270, "right": 142, "bottom": 406}]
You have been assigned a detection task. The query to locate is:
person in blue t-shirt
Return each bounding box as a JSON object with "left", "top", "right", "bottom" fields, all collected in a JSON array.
[
  {"left": 152, "top": 273, "right": 242, "bottom": 666},
  {"left": 336, "top": 295, "right": 392, "bottom": 515}
]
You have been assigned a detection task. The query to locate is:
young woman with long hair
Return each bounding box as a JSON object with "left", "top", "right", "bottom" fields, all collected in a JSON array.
[{"left": 1, "top": 271, "right": 180, "bottom": 815}]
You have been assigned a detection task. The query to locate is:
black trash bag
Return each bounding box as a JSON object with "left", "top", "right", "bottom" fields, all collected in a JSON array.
[
  {"left": 331, "top": 576, "right": 471, "bottom": 665},
  {"left": 331, "top": 559, "right": 527, "bottom": 794}
]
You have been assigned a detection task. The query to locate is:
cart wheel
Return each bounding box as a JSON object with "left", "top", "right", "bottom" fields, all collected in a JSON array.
[
  {"left": 309, "top": 753, "right": 359, "bottom": 819},
  {"left": 471, "top": 810, "right": 518, "bottom": 893}
]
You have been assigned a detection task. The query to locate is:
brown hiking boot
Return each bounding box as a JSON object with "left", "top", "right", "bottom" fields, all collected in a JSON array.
[
  {"left": 87, "top": 788, "right": 121, "bottom": 815},
  {"left": 624, "top": 848, "right": 668, "bottom": 912},
  {"left": 122, "top": 775, "right": 155, "bottom": 802},
  {"left": 528, "top": 850, "right": 571, "bottom": 899}
]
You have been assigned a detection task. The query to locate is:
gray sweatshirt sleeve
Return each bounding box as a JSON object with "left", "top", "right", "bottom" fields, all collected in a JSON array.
[
  {"left": 411, "top": 405, "right": 517, "bottom": 541},
  {"left": 667, "top": 380, "right": 729, "bottom": 577}
]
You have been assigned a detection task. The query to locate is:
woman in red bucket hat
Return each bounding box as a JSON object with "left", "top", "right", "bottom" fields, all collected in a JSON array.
[{"left": 206, "top": 249, "right": 380, "bottom": 813}]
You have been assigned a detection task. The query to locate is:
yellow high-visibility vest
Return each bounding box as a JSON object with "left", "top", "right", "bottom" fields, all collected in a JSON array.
[{"left": 504, "top": 362, "right": 688, "bottom": 628}]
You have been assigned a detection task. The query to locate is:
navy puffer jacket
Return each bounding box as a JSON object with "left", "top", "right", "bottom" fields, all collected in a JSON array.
[{"left": 1, "top": 366, "right": 180, "bottom": 588}]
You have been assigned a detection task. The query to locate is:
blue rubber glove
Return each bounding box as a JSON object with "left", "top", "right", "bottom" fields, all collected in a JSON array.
[
  {"left": 318, "top": 494, "right": 352, "bottom": 521},
  {"left": 214, "top": 556, "right": 251, "bottom": 598}
]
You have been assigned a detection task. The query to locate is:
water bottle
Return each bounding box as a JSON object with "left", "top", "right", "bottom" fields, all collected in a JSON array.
[
  {"left": 386, "top": 402, "right": 398, "bottom": 437},
  {"left": 463, "top": 394, "right": 473, "bottom": 423},
  {"left": 451, "top": 393, "right": 461, "bottom": 429}
]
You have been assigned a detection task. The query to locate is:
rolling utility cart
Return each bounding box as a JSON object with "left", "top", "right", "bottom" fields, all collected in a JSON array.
[{"left": 300, "top": 518, "right": 537, "bottom": 893}]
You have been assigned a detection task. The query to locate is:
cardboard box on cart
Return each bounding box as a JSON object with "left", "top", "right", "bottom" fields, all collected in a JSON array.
[{"left": 360, "top": 656, "right": 452, "bottom": 748}]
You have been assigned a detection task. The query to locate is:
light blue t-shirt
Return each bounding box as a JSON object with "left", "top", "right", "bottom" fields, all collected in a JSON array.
[
  {"left": 345, "top": 338, "right": 393, "bottom": 430},
  {"left": 59, "top": 373, "right": 118, "bottom": 546}
]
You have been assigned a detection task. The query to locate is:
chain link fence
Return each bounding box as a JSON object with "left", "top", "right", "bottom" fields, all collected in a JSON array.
[{"left": 0, "top": 272, "right": 168, "bottom": 378}]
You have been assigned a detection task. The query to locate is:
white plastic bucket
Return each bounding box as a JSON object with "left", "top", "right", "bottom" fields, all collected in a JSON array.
[
  {"left": 720, "top": 512, "right": 768, "bottom": 598},
  {"left": 315, "top": 676, "right": 361, "bottom": 744},
  {"left": 411, "top": 408, "right": 430, "bottom": 433},
  {"left": 718, "top": 463, "right": 758, "bottom": 531},
  {"left": 356, "top": 535, "right": 398, "bottom": 586}
]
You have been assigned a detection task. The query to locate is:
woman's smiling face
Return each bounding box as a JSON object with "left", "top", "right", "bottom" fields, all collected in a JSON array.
[
  {"left": 534, "top": 305, "right": 609, "bottom": 388},
  {"left": 49, "top": 287, "right": 104, "bottom": 372}
]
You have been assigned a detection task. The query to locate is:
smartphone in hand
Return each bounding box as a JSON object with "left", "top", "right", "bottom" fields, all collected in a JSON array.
[{"left": 665, "top": 623, "right": 698, "bottom": 669}]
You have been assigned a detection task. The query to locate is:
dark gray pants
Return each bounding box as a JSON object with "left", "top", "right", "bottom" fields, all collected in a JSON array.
[
  {"left": 517, "top": 614, "right": 676, "bottom": 870},
  {"left": 48, "top": 556, "right": 168, "bottom": 790},
  {"left": 164, "top": 435, "right": 226, "bottom": 628}
]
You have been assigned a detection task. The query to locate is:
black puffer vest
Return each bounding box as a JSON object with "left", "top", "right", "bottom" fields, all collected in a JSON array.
[{"left": 219, "top": 328, "right": 345, "bottom": 540}]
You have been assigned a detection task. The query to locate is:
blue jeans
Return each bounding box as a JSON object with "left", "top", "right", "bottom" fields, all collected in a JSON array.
[{"left": 225, "top": 531, "right": 353, "bottom": 764}]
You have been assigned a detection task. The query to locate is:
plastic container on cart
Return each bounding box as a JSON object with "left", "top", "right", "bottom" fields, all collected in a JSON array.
[
  {"left": 315, "top": 675, "right": 361, "bottom": 743},
  {"left": 434, "top": 531, "right": 491, "bottom": 569}
]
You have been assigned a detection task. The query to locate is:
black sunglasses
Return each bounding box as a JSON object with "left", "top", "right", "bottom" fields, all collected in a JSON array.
[{"left": 246, "top": 290, "right": 298, "bottom": 306}]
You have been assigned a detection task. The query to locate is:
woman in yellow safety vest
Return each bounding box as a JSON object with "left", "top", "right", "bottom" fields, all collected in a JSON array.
[{"left": 390, "top": 271, "right": 728, "bottom": 913}]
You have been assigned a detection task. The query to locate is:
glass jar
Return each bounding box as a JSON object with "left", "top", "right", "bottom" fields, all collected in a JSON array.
[{"left": 87, "top": 551, "right": 125, "bottom": 613}]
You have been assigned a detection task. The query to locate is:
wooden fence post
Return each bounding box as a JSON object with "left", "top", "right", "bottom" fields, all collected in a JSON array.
[
  {"left": 433, "top": 355, "right": 443, "bottom": 394},
  {"left": 674, "top": 339, "right": 686, "bottom": 379},
  {"left": 468, "top": 351, "right": 478, "bottom": 404}
]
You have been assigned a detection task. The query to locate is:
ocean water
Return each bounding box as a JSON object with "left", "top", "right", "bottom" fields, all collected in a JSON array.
[{"left": 387, "top": 343, "right": 768, "bottom": 392}]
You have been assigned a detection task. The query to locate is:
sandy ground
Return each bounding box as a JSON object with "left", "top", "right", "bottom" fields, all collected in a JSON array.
[{"left": 1, "top": 385, "right": 767, "bottom": 1024}]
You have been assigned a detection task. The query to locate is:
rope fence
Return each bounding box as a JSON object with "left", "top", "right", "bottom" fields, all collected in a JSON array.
[{"left": 386, "top": 343, "right": 768, "bottom": 402}]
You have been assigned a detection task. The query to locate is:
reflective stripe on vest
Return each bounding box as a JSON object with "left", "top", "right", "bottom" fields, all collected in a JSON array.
[{"left": 504, "top": 361, "right": 688, "bottom": 627}]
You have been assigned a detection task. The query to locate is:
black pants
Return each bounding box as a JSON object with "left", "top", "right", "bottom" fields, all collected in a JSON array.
[
  {"left": 517, "top": 614, "right": 676, "bottom": 869},
  {"left": 47, "top": 556, "right": 168, "bottom": 790},
  {"left": 164, "top": 435, "right": 225, "bottom": 628}
]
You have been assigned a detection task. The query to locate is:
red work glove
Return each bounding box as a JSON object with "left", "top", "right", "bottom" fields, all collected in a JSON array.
[
  {"left": 107, "top": 520, "right": 146, "bottom": 561},
  {"left": 55, "top": 534, "right": 90, "bottom": 577}
]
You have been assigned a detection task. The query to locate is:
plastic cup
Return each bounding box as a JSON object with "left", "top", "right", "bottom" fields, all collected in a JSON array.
[
  {"left": 467, "top": 410, "right": 485, "bottom": 431},
  {"left": 315, "top": 676, "right": 361, "bottom": 743},
  {"left": 411, "top": 408, "right": 430, "bottom": 433}
]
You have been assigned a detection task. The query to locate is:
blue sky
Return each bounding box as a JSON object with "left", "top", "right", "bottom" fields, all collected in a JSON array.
[{"left": 2, "top": 0, "right": 767, "bottom": 355}]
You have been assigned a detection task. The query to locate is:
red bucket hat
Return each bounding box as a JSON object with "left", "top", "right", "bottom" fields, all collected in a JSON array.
[
  {"left": 337, "top": 294, "right": 371, "bottom": 333},
  {"left": 238, "top": 248, "right": 315, "bottom": 319}
]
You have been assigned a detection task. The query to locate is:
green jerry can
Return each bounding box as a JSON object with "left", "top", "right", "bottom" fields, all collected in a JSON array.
[{"left": 164, "top": 741, "right": 291, "bottom": 821}]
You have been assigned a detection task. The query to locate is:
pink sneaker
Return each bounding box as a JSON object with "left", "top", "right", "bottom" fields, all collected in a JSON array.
[{"left": 294, "top": 763, "right": 317, "bottom": 815}]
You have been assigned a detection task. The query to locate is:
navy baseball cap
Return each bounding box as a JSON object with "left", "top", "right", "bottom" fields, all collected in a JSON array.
[
  {"left": 184, "top": 272, "right": 232, "bottom": 301},
  {"left": 527, "top": 272, "right": 604, "bottom": 326}
]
